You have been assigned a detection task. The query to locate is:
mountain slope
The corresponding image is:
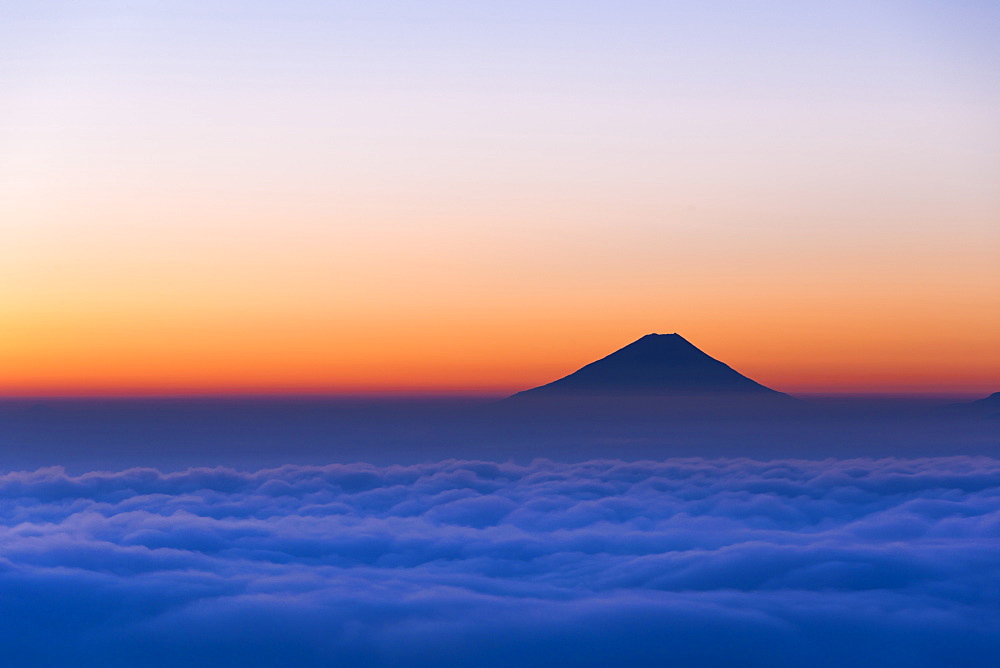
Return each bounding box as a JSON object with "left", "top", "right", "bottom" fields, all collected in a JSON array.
[
  {"left": 938, "top": 392, "right": 1000, "bottom": 420},
  {"left": 509, "top": 333, "right": 792, "bottom": 401}
]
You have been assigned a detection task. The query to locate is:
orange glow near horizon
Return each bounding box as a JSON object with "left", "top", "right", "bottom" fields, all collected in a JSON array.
[
  {"left": 3, "top": 283, "right": 998, "bottom": 397},
  {"left": 5, "top": 201, "right": 997, "bottom": 398}
]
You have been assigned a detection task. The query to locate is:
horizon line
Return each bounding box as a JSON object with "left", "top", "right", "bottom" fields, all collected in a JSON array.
[{"left": 0, "top": 389, "right": 990, "bottom": 401}]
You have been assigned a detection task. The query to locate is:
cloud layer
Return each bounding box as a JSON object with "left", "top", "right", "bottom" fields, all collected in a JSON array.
[{"left": 0, "top": 457, "right": 998, "bottom": 666}]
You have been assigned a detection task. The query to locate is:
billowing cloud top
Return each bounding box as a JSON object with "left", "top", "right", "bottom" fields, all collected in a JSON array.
[{"left": 1, "top": 457, "right": 998, "bottom": 666}]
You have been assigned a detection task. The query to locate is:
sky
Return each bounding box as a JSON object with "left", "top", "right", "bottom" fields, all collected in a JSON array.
[{"left": 2, "top": 0, "right": 999, "bottom": 396}]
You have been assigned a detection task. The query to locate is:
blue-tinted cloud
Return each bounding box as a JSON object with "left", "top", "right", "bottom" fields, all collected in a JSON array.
[{"left": 0, "top": 457, "right": 998, "bottom": 666}]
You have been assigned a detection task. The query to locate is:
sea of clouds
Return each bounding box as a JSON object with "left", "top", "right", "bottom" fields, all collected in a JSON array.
[{"left": 0, "top": 457, "right": 998, "bottom": 666}]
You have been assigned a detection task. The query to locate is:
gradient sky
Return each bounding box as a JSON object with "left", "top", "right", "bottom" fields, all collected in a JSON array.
[{"left": 2, "top": 0, "right": 999, "bottom": 396}]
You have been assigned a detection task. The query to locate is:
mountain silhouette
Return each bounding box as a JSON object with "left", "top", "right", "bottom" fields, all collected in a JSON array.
[
  {"left": 939, "top": 392, "right": 1000, "bottom": 420},
  {"left": 508, "top": 333, "right": 796, "bottom": 409}
]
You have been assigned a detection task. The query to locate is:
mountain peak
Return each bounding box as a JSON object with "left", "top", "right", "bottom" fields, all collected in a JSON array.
[{"left": 510, "top": 334, "right": 789, "bottom": 400}]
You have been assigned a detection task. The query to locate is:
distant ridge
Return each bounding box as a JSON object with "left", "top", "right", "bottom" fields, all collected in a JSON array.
[
  {"left": 508, "top": 333, "right": 796, "bottom": 407},
  {"left": 938, "top": 392, "right": 1000, "bottom": 420}
]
